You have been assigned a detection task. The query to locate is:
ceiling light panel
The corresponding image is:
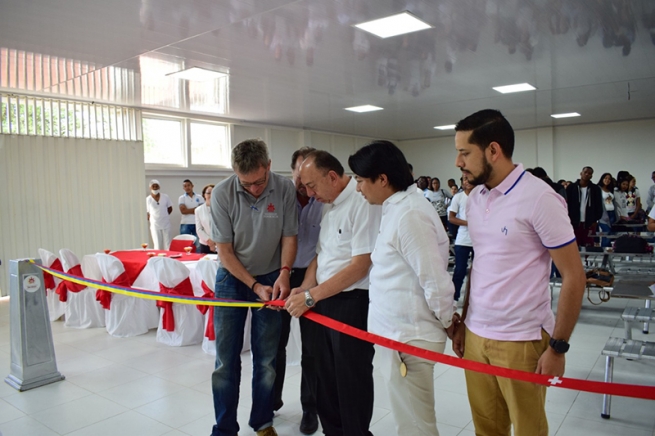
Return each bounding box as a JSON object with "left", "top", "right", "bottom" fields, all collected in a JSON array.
[
  {"left": 354, "top": 12, "right": 432, "bottom": 38},
  {"left": 434, "top": 124, "right": 456, "bottom": 130},
  {"left": 551, "top": 112, "right": 581, "bottom": 118},
  {"left": 166, "top": 67, "right": 228, "bottom": 81},
  {"left": 345, "top": 105, "right": 384, "bottom": 113},
  {"left": 492, "top": 83, "right": 536, "bottom": 94}
]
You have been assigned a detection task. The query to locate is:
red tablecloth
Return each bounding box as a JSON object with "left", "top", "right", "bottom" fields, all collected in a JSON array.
[{"left": 111, "top": 250, "right": 205, "bottom": 284}]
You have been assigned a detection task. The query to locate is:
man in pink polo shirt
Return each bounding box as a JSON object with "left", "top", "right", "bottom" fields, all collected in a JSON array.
[{"left": 451, "top": 109, "right": 586, "bottom": 436}]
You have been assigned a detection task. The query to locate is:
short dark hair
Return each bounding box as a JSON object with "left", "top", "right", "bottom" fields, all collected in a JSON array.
[
  {"left": 232, "top": 139, "right": 270, "bottom": 173},
  {"left": 348, "top": 140, "right": 414, "bottom": 192},
  {"left": 532, "top": 167, "right": 549, "bottom": 179},
  {"left": 290, "top": 147, "right": 316, "bottom": 170},
  {"left": 305, "top": 150, "right": 345, "bottom": 177},
  {"left": 183, "top": 179, "right": 192, "bottom": 184},
  {"left": 408, "top": 163, "right": 414, "bottom": 172},
  {"left": 455, "top": 109, "right": 515, "bottom": 158},
  {"left": 582, "top": 166, "right": 594, "bottom": 173}
]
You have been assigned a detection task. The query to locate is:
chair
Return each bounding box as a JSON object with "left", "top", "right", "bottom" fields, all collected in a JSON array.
[
  {"left": 149, "top": 257, "right": 204, "bottom": 346},
  {"left": 59, "top": 250, "right": 105, "bottom": 329},
  {"left": 95, "top": 253, "right": 160, "bottom": 337},
  {"left": 190, "top": 260, "right": 252, "bottom": 355},
  {"left": 191, "top": 259, "right": 219, "bottom": 355},
  {"left": 169, "top": 234, "right": 197, "bottom": 253},
  {"left": 38, "top": 248, "right": 67, "bottom": 322}
]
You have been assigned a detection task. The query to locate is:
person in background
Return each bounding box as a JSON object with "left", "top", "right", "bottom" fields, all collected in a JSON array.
[
  {"left": 273, "top": 147, "right": 322, "bottom": 435},
  {"left": 646, "top": 171, "right": 655, "bottom": 214},
  {"left": 597, "top": 173, "right": 617, "bottom": 247},
  {"left": 349, "top": 140, "right": 456, "bottom": 436},
  {"left": 565, "top": 166, "right": 603, "bottom": 247},
  {"left": 626, "top": 176, "right": 645, "bottom": 222},
  {"left": 195, "top": 184, "right": 216, "bottom": 254},
  {"left": 647, "top": 206, "right": 655, "bottom": 232},
  {"left": 452, "top": 109, "right": 585, "bottom": 436},
  {"left": 146, "top": 179, "right": 173, "bottom": 250},
  {"left": 210, "top": 139, "right": 298, "bottom": 436},
  {"left": 424, "top": 177, "right": 452, "bottom": 230},
  {"left": 179, "top": 179, "right": 203, "bottom": 243},
  {"left": 285, "top": 150, "right": 381, "bottom": 436},
  {"left": 448, "top": 178, "right": 473, "bottom": 302}
]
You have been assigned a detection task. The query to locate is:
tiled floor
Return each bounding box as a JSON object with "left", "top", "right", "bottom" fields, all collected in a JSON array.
[{"left": 0, "top": 289, "right": 654, "bottom": 436}]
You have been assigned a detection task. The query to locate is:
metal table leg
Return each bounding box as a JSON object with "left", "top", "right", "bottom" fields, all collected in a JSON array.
[
  {"left": 601, "top": 355, "right": 613, "bottom": 419},
  {"left": 643, "top": 300, "right": 651, "bottom": 334},
  {"left": 624, "top": 319, "right": 632, "bottom": 340}
]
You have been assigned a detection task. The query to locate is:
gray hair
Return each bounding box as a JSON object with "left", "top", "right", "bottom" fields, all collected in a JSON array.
[{"left": 232, "top": 139, "right": 270, "bottom": 174}]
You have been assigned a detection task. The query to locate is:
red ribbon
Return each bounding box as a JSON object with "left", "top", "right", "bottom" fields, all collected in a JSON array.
[
  {"left": 43, "top": 258, "right": 63, "bottom": 292},
  {"left": 97, "top": 272, "right": 131, "bottom": 310},
  {"left": 198, "top": 282, "right": 215, "bottom": 340},
  {"left": 158, "top": 277, "right": 194, "bottom": 332},
  {"left": 56, "top": 264, "right": 85, "bottom": 302},
  {"left": 264, "top": 300, "right": 655, "bottom": 401}
]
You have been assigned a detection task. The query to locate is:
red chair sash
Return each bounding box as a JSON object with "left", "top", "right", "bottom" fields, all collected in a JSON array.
[
  {"left": 157, "top": 277, "right": 194, "bottom": 332},
  {"left": 55, "top": 264, "right": 85, "bottom": 302},
  {"left": 43, "top": 258, "right": 63, "bottom": 292},
  {"left": 198, "top": 281, "right": 215, "bottom": 341},
  {"left": 97, "top": 271, "right": 131, "bottom": 310}
]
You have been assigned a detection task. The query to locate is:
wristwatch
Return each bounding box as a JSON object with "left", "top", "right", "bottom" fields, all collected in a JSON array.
[
  {"left": 549, "top": 338, "right": 570, "bottom": 354},
  {"left": 304, "top": 290, "right": 315, "bottom": 308}
]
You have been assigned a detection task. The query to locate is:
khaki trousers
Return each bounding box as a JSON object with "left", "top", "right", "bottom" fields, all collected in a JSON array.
[
  {"left": 463, "top": 327, "right": 549, "bottom": 436},
  {"left": 379, "top": 339, "right": 446, "bottom": 436}
]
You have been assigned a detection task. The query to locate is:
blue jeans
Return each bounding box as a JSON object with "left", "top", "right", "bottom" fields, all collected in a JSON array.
[
  {"left": 211, "top": 268, "right": 281, "bottom": 436},
  {"left": 179, "top": 224, "right": 198, "bottom": 248},
  {"left": 453, "top": 245, "right": 474, "bottom": 301}
]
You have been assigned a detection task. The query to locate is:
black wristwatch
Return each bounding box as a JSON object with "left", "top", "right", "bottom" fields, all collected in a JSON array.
[
  {"left": 304, "top": 290, "right": 315, "bottom": 308},
  {"left": 549, "top": 338, "right": 570, "bottom": 354}
]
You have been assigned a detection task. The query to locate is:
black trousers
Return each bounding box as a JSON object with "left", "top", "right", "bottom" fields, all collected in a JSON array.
[
  {"left": 315, "top": 289, "right": 374, "bottom": 436},
  {"left": 274, "top": 268, "right": 319, "bottom": 414},
  {"left": 198, "top": 243, "right": 213, "bottom": 254}
]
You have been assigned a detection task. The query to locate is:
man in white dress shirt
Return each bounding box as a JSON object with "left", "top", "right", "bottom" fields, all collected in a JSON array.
[
  {"left": 349, "top": 140, "right": 456, "bottom": 436},
  {"left": 285, "top": 150, "right": 381, "bottom": 436}
]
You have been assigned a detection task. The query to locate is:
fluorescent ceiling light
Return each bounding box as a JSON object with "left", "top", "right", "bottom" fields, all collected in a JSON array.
[
  {"left": 354, "top": 12, "right": 432, "bottom": 38},
  {"left": 345, "top": 105, "right": 384, "bottom": 113},
  {"left": 492, "top": 83, "right": 536, "bottom": 94},
  {"left": 551, "top": 112, "right": 581, "bottom": 119},
  {"left": 434, "top": 124, "right": 456, "bottom": 130},
  {"left": 166, "top": 67, "right": 227, "bottom": 81}
]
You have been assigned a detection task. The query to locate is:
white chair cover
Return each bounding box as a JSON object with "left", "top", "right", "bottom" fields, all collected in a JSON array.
[
  {"left": 190, "top": 260, "right": 254, "bottom": 355},
  {"left": 149, "top": 257, "right": 204, "bottom": 346},
  {"left": 95, "top": 253, "right": 160, "bottom": 337},
  {"left": 38, "top": 248, "right": 66, "bottom": 322},
  {"left": 59, "top": 249, "right": 105, "bottom": 329},
  {"left": 172, "top": 234, "right": 196, "bottom": 241}
]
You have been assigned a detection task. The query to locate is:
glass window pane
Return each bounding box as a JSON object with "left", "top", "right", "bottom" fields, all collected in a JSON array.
[
  {"left": 143, "top": 117, "right": 183, "bottom": 164},
  {"left": 190, "top": 122, "right": 229, "bottom": 166}
]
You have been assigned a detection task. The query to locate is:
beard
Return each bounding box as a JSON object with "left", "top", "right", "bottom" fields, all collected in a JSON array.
[{"left": 464, "top": 156, "right": 493, "bottom": 187}]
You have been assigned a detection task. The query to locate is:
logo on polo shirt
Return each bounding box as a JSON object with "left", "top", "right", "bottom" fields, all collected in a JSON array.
[
  {"left": 501, "top": 226, "right": 508, "bottom": 235},
  {"left": 264, "top": 202, "right": 278, "bottom": 219},
  {"left": 267, "top": 203, "right": 275, "bottom": 213}
]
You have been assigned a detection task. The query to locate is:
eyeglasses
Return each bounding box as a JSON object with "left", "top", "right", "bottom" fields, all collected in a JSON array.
[{"left": 239, "top": 172, "right": 268, "bottom": 189}]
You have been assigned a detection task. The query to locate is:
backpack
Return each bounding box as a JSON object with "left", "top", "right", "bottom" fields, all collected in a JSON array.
[{"left": 613, "top": 235, "right": 652, "bottom": 254}]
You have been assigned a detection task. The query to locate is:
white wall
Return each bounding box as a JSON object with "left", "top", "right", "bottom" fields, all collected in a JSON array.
[
  {"left": 399, "top": 118, "right": 655, "bottom": 188},
  {"left": 0, "top": 135, "right": 147, "bottom": 295}
]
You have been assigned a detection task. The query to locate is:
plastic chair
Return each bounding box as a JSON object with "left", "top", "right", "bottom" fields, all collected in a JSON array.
[
  {"left": 169, "top": 234, "right": 197, "bottom": 253},
  {"left": 190, "top": 260, "right": 252, "bottom": 355},
  {"left": 95, "top": 253, "right": 160, "bottom": 337},
  {"left": 59, "top": 249, "right": 105, "bottom": 329},
  {"left": 38, "top": 248, "right": 66, "bottom": 321},
  {"left": 149, "top": 257, "right": 204, "bottom": 346},
  {"left": 191, "top": 259, "right": 219, "bottom": 355}
]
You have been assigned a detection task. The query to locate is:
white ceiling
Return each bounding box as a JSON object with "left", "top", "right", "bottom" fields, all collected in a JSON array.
[{"left": 1, "top": 0, "right": 654, "bottom": 140}]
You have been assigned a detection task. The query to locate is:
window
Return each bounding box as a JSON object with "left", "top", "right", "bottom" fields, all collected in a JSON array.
[
  {"left": 190, "top": 122, "right": 230, "bottom": 166},
  {"left": 143, "top": 114, "right": 231, "bottom": 168},
  {"left": 142, "top": 117, "right": 183, "bottom": 165}
]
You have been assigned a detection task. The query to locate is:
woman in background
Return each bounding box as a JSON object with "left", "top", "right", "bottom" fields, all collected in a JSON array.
[{"left": 195, "top": 184, "right": 216, "bottom": 254}]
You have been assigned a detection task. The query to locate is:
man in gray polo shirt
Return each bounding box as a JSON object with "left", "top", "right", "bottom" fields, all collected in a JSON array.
[{"left": 210, "top": 139, "right": 298, "bottom": 436}]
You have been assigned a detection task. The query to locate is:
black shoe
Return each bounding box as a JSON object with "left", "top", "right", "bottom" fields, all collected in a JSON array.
[
  {"left": 273, "top": 399, "right": 283, "bottom": 411},
  {"left": 299, "top": 412, "right": 318, "bottom": 435}
]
